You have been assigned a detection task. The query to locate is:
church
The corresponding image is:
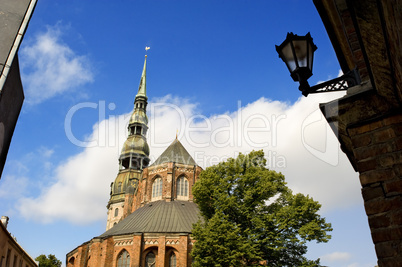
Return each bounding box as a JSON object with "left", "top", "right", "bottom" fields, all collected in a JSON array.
[{"left": 66, "top": 55, "right": 203, "bottom": 267}]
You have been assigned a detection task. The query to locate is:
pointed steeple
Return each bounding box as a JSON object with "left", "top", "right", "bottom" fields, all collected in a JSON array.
[
  {"left": 119, "top": 55, "right": 150, "bottom": 170},
  {"left": 136, "top": 56, "right": 147, "bottom": 99},
  {"left": 106, "top": 55, "right": 151, "bottom": 230}
]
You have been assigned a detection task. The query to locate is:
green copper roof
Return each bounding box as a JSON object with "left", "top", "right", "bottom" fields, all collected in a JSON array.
[
  {"left": 151, "top": 139, "right": 197, "bottom": 166},
  {"left": 136, "top": 56, "right": 147, "bottom": 98},
  {"left": 98, "top": 200, "right": 200, "bottom": 238}
]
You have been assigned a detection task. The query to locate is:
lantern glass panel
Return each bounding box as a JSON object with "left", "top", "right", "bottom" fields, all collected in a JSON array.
[
  {"left": 308, "top": 42, "right": 314, "bottom": 71},
  {"left": 281, "top": 42, "right": 297, "bottom": 72},
  {"left": 292, "top": 39, "right": 308, "bottom": 68}
]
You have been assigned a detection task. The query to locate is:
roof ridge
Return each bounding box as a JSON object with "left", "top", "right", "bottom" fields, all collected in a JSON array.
[{"left": 151, "top": 139, "right": 197, "bottom": 166}]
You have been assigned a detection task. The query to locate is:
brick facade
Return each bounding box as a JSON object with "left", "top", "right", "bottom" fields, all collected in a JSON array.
[
  {"left": 66, "top": 230, "right": 195, "bottom": 267},
  {"left": 67, "top": 157, "right": 201, "bottom": 267},
  {"left": 315, "top": 0, "right": 402, "bottom": 266},
  {"left": 350, "top": 114, "right": 402, "bottom": 266}
]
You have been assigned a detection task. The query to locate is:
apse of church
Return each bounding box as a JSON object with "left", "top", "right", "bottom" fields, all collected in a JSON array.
[{"left": 67, "top": 55, "right": 202, "bottom": 267}]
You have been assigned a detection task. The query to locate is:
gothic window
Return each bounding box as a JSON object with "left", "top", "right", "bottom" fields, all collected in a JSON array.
[
  {"left": 145, "top": 252, "right": 155, "bottom": 267},
  {"left": 169, "top": 253, "right": 176, "bottom": 267},
  {"left": 177, "top": 176, "right": 189, "bottom": 200},
  {"left": 152, "top": 177, "right": 162, "bottom": 200},
  {"left": 114, "top": 208, "right": 119, "bottom": 217},
  {"left": 117, "top": 250, "right": 130, "bottom": 267}
]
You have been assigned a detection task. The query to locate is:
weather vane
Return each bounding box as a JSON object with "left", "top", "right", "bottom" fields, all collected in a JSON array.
[{"left": 145, "top": 46, "right": 150, "bottom": 57}]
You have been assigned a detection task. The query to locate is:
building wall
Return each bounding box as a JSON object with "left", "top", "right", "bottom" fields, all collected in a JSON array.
[
  {"left": 314, "top": 0, "right": 402, "bottom": 266},
  {"left": 106, "top": 202, "right": 125, "bottom": 230},
  {"left": 0, "top": 222, "right": 37, "bottom": 267},
  {"left": 124, "top": 162, "right": 202, "bottom": 216},
  {"left": 66, "top": 233, "right": 194, "bottom": 267},
  {"left": 69, "top": 161, "right": 201, "bottom": 266}
]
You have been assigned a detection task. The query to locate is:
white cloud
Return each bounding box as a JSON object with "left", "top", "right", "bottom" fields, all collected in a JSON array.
[
  {"left": 321, "top": 251, "right": 352, "bottom": 262},
  {"left": 0, "top": 175, "right": 29, "bottom": 200},
  {"left": 17, "top": 92, "right": 362, "bottom": 224},
  {"left": 20, "top": 23, "right": 93, "bottom": 104}
]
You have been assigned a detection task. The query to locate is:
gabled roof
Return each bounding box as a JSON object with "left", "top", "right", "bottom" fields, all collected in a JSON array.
[
  {"left": 98, "top": 200, "right": 200, "bottom": 238},
  {"left": 151, "top": 139, "right": 197, "bottom": 166}
]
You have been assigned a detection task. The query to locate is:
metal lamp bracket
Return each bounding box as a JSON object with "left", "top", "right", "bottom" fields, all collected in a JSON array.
[{"left": 303, "top": 68, "right": 361, "bottom": 96}]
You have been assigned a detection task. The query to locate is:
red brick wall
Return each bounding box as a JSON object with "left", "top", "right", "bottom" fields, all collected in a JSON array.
[
  {"left": 348, "top": 113, "right": 402, "bottom": 267},
  {"left": 128, "top": 163, "right": 201, "bottom": 213},
  {"left": 68, "top": 233, "right": 194, "bottom": 267}
]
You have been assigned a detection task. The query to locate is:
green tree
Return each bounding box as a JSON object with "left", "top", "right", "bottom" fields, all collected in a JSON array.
[
  {"left": 191, "top": 150, "right": 332, "bottom": 267},
  {"left": 35, "top": 254, "right": 61, "bottom": 267}
]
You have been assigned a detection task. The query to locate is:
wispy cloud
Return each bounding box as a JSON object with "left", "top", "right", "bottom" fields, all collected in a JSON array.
[
  {"left": 20, "top": 23, "right": 93, "bottom": 104},
  {"left": 321, "top": 251, "right": 352, "bottom": 262},
  {"left": 15, "top": 92, "right": 361, "bottom": 225}
]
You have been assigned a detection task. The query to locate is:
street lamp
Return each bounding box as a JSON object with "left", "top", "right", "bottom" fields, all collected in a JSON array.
[{"left": 276, "top": 32, "right": 361, "bottom": 96}]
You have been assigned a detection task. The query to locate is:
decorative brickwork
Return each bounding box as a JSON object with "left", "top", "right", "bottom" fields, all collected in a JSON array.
[{"left": 67, "top": 233, "right": 194, "bottom": 267}]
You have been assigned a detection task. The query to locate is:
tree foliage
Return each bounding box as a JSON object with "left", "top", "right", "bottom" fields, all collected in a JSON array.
[
  {"left": 191, "top": 150, "right": 332, "bottom": 267},
  {"left": 35, "top": 254, "right": 61, "bottom": 267}
]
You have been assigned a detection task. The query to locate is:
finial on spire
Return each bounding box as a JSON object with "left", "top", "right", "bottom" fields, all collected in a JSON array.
[
  {"left": 145, "top": 46, "right": 150, "bottom": 57},
  {"left": 176, "top": 129, "right": 178, "bottom": 139}
]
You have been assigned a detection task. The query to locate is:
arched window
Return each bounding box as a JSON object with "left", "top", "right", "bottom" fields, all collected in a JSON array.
[
  {"left": 114, "top": 208, "right": 119, "bottom": 217},
  {"left": 117, "top": 250, "right": 130, "bottom": 267},
  {"left": 176, "top": 176, "right": 189, "bottom": 200},
  {"left": 145, "top": 252, "right": 155, "bottom": 267},
  {"left": 152, "top": 177, "right": 162, "bottom": 200},
  {"left": 68, "top": 257, "right": 75, "bottom": 267},
  {"left": 169, "top": 253, "right": 176, "bottom": 267},
  {"left": 117, "top": 182, "right": 122, "bottom": 193}
]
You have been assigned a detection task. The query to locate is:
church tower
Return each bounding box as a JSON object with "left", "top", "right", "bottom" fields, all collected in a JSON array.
[
  {"left": 106, "top": 56, "right": 150, "bottom": 230},
  {"left": 68, "top": 54, "right": 203, "bottom": 267}
]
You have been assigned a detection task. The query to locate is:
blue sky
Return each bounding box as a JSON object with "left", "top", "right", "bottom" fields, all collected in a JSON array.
[{"left": 0, "top": 1, "right": 377, "bottom": 266}]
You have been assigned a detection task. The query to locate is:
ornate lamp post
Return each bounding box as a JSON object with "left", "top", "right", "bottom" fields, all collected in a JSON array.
[{"left": 276, "top": 32, "right": 361, "bottom": 96}]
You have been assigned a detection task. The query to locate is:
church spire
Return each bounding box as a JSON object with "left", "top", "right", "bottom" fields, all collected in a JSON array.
[
  {"left": 136, "top": 55, "right": 147, "bottom": 99},
  {"left": 119, "top": 54, "right": 150, "bottom": 171}
]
